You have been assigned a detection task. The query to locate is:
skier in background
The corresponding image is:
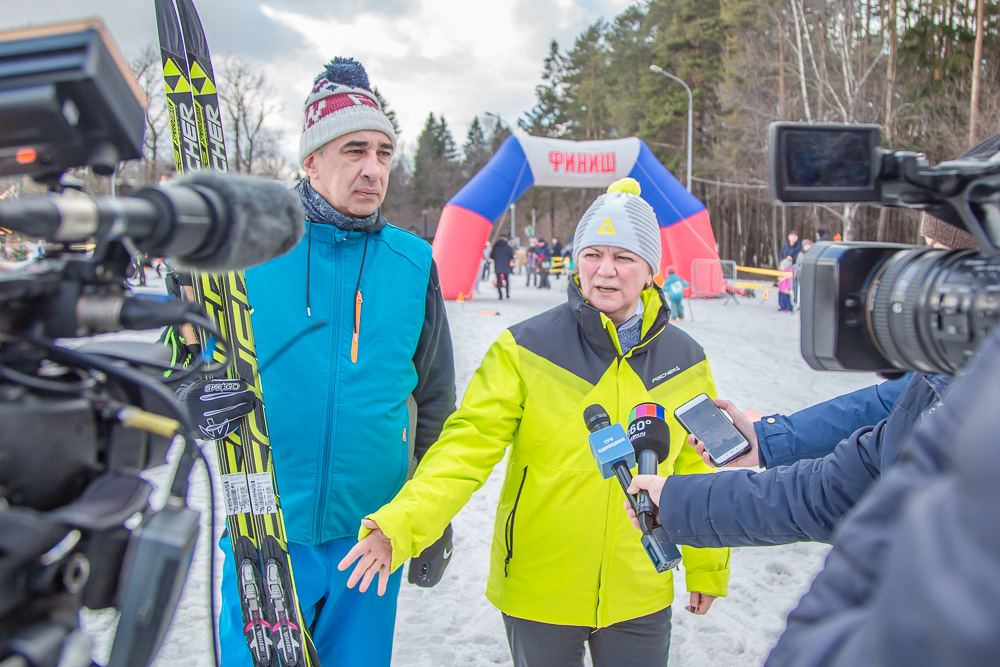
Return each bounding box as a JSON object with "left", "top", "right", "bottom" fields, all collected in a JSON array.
[{"left": 217, "top": 57, "right": 456, "bottom": 667}]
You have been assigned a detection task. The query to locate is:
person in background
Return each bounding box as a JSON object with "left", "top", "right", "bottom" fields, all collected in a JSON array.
[
  {"left": 562, "top": 238, "right": 574, "bottom": 273},
  {"left": 535, "top": 237, "right": 551, "bottom": 289},
  {"left": 490, "top": 234, "right": 515, "bottom": 300},
  {"left": 217, "top": 57, "right": 457, "bottom": 667},
  {"left": 816, "top": 228, "right": 831, "bottom": 242},
  {"left": 663, "top": 265, "right": 689, "bottom": 321},
  {"left": 550, "top": 237, "right": 564, "bottom": 279},
  {"left": 550, "top": 236, "right": 563, "bottom": 257},
  {"left": 340, "top": 178, "right": 730, "bottom": 667},
  {"left": 515, "top": 244, "right": 528, "bottom": 275},
  {"left": 777, "top": 257, "right": 794, "bottom": 312},
  {"left": 793, "top": 239, "right": 813, "bottom": 306},
  {"left": 780, "top": 230, "right": 801, "bottom": 264},
  {"left": 525, "top": 239, "right": 538, "bottom": 287}
]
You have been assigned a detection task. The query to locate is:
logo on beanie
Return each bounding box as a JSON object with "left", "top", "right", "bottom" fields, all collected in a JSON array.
[{"left": 598, "top": 219, "right": 617, "bottom": 234}]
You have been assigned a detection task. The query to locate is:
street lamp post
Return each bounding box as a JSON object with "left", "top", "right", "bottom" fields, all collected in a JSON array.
[{"left": 649, "top": 64, "right": 693, "bottom": 192}]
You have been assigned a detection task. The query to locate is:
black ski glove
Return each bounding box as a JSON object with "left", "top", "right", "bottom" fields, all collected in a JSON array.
[
  {"left": 407, "top": 522, "right": 454, "bottom": 588},
  {"left": 175, "top": 378, "right": 257, "bottom": 441}
]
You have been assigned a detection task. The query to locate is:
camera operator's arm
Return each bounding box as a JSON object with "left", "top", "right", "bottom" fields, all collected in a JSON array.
[
  {"left": 751, "top": 374, "right": 910, "bottom": 468},
  {"left": 765, "top": 354, "right": 987, "bottom": 666},
  {"left": 630, "top": 421, "right": 881, "bottom": 548},
  {"left": 640, "top": 373, "right": 936, "bottom": 549}
]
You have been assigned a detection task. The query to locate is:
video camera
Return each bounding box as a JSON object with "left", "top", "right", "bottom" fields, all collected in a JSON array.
[
  {"left": 0, "top": 20, "right": 276, "bottom": 667},
  {"left": 769, "top": 122, "right": 1000, "bottom": 375}
]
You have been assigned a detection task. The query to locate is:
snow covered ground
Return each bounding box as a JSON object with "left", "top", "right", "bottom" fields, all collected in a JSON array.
[{"left": 83, "top": 271, "right": 881, "bottom": 666}]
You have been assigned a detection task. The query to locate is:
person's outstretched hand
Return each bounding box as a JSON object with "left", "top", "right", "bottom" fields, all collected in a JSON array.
[
  {"left": 623, "top": 474, "right": 667, "bottom": 531},
  {"left": 337, "top": 518, "right": 393, "bottom": 596},
  {"left": 687, "top": 398, "right": 761, "bottom": 468}
]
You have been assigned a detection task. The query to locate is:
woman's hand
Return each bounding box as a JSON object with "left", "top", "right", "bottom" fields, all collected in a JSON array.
[
  {"left": 337, "top": 518, "right": 393, "bottom": 596},
  {"left": 686, "top": 591, "right": 717, "bottom": 615}
]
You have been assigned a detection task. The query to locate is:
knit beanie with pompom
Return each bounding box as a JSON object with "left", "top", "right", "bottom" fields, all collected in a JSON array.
[
  {"left": 299, "top": 57, "right": 397, "bottom": 164},
  {"left": 573, "top": 178, "right": 661, "bottom": 274}
]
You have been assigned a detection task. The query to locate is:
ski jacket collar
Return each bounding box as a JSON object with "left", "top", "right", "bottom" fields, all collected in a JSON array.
[
  {"left": 297, "top": 179, "right": 387, "bottom": 233},
  {"left": 567, "top": 276, "right": 670, "bottom": 356},
  {"left": 299, "top": 179, "right": 386, "bottom": 319}
]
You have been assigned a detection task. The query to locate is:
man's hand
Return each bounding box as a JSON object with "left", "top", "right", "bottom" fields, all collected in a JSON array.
[
  {"left": 687, "top": 591, "right": 717, "bottom": 615},
  {"left": 623, "top": 474, "right": 667, "bottom": 531},
  {"left": 337, "top": 518, "right": 393, "bottom": 596},
  {"left": 687, "top": 398, "right": 761, "bottom": 468}
]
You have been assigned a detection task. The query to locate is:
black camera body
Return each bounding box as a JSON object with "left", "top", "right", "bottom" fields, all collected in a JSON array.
[
  {"left": 0, "top": 21, "right": 205, "bottom": 667},
  {"left": 770, "top": 123, "right": 1000, "bottom": 375}
]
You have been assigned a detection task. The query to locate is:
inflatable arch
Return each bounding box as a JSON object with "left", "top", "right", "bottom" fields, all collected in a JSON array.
[{"left": 431, "top": 136, "right": 721, "bottom": 300}]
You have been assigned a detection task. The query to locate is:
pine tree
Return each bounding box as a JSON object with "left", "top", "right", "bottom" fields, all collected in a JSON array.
[
  {"left": 463, "top": 116, "right": 492, "bottom": 178},
  {"left": 373, "top": 86, "right": 401, "bottom": 139},
  {"left": 413, "top": 112, "right": 462, "bottom": 210},
  {"left": 519, "top": 40, "right": 569, "bottom": 138},
  {"left": 562, "top": 21, "right": 613, "bottom": 140}
]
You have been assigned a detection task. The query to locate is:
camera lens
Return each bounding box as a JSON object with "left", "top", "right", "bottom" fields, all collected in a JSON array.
[{"left": 866, "top": 249, "right": 1000, "bottom": 374}]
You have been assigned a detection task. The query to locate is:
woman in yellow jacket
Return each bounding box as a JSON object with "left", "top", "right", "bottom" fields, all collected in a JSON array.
[{"left": 340, "top": 179, "right": 730, "bottom": 666}]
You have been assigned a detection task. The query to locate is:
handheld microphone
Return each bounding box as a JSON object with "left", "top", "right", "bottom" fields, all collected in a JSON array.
[
  {"left": 627, "top": 403, "right": 672, "bottom": 535},
  {"left": 627, "top": 403, "right": 682, "bottom": 572},
  {"left": 584, "top": 404, "right": 680, "bottom": 573},
  {"left": 0, "top": 172, "right": 304, "bottom": 272},
  {"left": 583, "top": 404, "right": 637, "bottom": 514}
]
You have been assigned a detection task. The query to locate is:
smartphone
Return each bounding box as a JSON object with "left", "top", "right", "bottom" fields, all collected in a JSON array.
[{"left": 674, "top": 393, "right": 751, "bottom": 466}]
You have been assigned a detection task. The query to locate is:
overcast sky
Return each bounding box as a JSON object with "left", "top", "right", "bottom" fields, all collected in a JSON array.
[{"left": 3, "top": 0, "right": 635, "bottom": 166}]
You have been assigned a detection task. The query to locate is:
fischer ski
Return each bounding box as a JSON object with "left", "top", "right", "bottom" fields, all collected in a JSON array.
[{"left": 155, "top": 1, "right": 315, "bottom": 664}]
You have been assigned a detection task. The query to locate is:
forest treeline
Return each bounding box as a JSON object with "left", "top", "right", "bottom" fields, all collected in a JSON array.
[{"left": 392, "top": 0, "right": 998, "bottom": 268}]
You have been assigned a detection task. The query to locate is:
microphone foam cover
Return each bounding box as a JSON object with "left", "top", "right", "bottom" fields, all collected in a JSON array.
[
  {"left": 175, "top": 172, "right": 304, "bottom": 272},
  {"left": 628, "top": 403, "right": 671, "bottom": 462}
]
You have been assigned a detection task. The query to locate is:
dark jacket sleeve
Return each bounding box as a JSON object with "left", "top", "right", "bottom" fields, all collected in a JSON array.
[
  {"left": 756, "top": 374, "right": 910, "bottom": 468},
  {"left": 411, "top": 260, "right": 456, "bottom": 460},
  {"left": 764, "top": 339, "right": 999, "bottom": 666},
  {"left": 659, "top": 419, "right": 885, "bottom": 548}
]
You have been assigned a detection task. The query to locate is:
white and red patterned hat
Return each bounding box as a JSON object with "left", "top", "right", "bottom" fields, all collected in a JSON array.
[{"left": 298, "top": 57, "right": 397, "bottom": 164}]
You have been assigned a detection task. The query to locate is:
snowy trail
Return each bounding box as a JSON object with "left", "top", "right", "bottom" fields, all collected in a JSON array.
[{"left": 84, "top": 272, "right": 879, "bottom": 666}]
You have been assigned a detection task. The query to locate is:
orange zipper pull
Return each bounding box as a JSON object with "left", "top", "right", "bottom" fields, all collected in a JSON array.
[{"left": 351, "top": 290, "right": 362, "bottom": 363}]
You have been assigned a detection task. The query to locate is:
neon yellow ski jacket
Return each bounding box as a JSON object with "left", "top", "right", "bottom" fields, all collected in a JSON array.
[{"left": 367, "top": 281, "right": 730, "bottom": 627}]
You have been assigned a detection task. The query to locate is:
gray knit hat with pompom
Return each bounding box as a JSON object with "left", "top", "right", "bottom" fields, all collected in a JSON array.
[
  {"left": 299, "top": 57, "right": 397, "bottom": 164},
  {"left": 573, "top": 178, "right": 661, "bottom": 274}
]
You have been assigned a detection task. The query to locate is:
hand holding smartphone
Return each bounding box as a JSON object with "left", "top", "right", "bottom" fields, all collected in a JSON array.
[{"left": 674, "top": 393, "right": 752, "bottom": 466}]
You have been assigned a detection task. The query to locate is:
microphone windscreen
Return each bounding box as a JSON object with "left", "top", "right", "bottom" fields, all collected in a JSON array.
[
  {"left": 175, "top": 172, "right": 304, "bottom": 272},
  {"left": 627, "top": 403, "right": 671, "bottom": 462}
]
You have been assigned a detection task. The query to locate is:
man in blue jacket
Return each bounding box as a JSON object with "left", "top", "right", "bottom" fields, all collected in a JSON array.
[{"left": 217, "top": 57, "right": 456, "bottom": 666}]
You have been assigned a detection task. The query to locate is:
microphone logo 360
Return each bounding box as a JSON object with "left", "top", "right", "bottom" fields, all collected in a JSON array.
[{"left": 628, "top": 418, "right": 652, "bottom": 438}]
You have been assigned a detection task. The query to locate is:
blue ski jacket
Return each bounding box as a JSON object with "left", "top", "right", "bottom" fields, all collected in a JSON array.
[
  {"left": 755, "top": 374, "right": 911, "bottom": 468},
  {"left": 659, "top": 372, "right": 951, "bottom": 547},
  {"left": 245, "top": 216, "right": 456, "bottom": 545}
]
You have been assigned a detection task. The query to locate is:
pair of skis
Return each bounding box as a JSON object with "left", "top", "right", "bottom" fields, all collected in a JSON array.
[{"left": 154, "top": 1, "right": 315, "bottom": 665}]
